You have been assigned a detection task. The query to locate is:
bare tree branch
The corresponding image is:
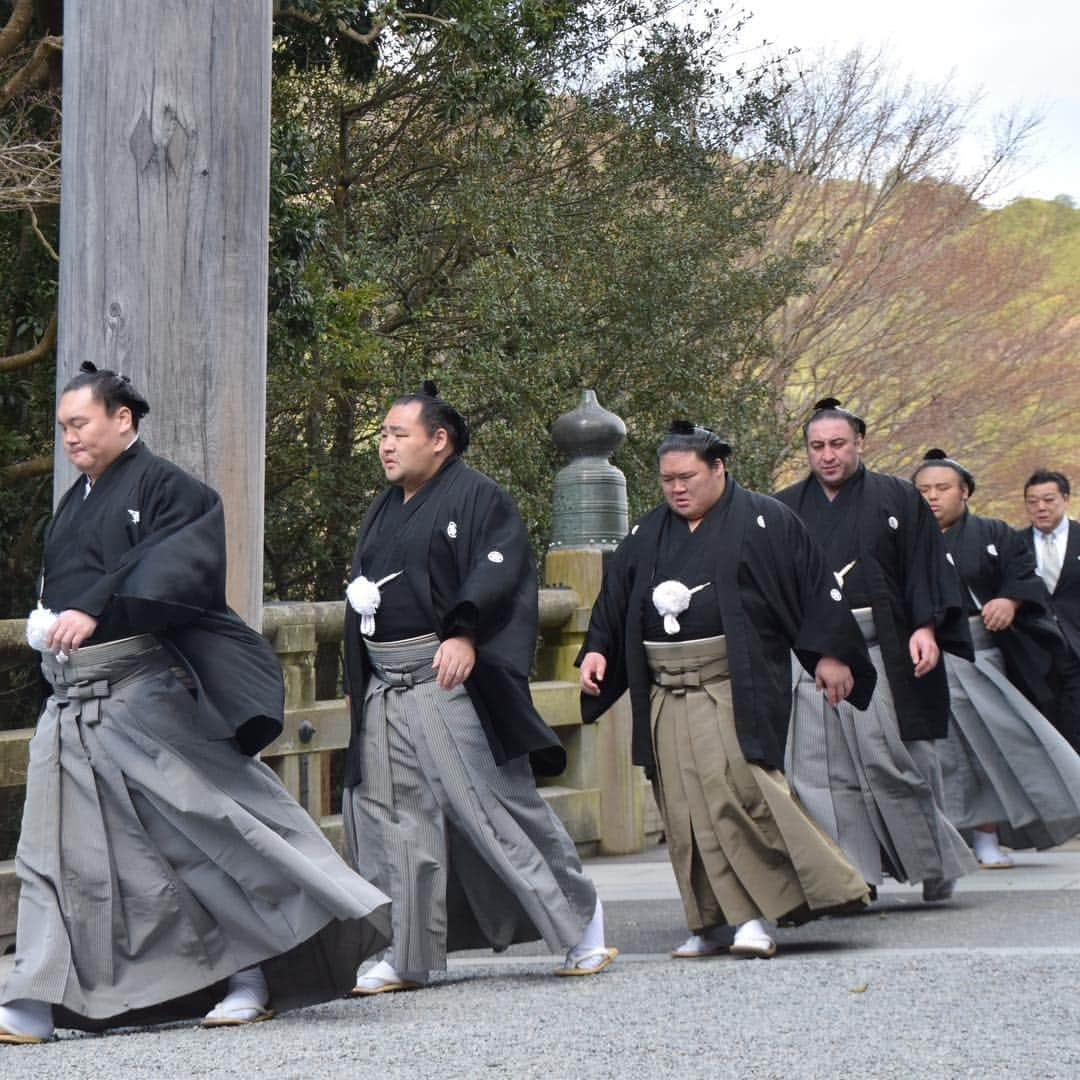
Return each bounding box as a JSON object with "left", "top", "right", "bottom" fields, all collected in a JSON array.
[
  {"left": 0, "top": 33, "right": 62, "bottom": 110},
  {"left": 335, "top": 15, "right": 388, "bottom": 46},
  {"left": 0, "top": 309, "right": 56, "bottom": 373},
  {"left": 0, "top": 453, "right": 52, "bottom": 484},
  {"left": 28, "top": 204, "right": 58, "bottom": 260},
  {"left": 274, "top": 4, "right": 388, "bottom": 47},
  {"left": 0, "top": 0, "right": 34, "bottom": 64},
  {"left": 0, "top": 138, "right": 61, "bottom": 210}
]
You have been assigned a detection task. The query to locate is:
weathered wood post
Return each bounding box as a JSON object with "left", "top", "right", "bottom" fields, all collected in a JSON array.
[{"left": 54, "top": 1, "right": 273, "bottom": 626}]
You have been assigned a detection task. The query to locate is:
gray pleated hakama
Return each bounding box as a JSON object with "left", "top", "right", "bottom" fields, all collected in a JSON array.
[
  {"left": 342, "top": 634, "right": 596, "bottom": 975},
  {"left": 786, "top": 608, "right": 975, "bottom": 886},
  {"left": 938, "top": 616, "right": 1080, "bottom": 849},
  {"left": 1, "top": 636, "right": 392, "bottom": 1027},
  {"left": 646, "top": 636, "right": 868, "bottom": 933}
]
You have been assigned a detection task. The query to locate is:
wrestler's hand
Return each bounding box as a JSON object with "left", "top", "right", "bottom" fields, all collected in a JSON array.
[
  {"left": 433, "top": 635, "right": 476, "bottom": 690},
  {"left": 981, "top": 597, "right": 1020, "bottom": 633},
  {"left": 46, "top": 609, "right": 97, "bottom": 654},
  {"left": 580, "top": 652, "right": 607, "bottom": 696},
  {"left": 909, "top": 625, "right": 940, "bottom": 677},
  {"left": 814, "top": 656, "right": 854, "bottom": 705}
]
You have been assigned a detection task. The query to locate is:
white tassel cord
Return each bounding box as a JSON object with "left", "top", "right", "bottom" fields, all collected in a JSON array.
[
  {"left": 25, "top": 607, "right": 67, "bottom": 662},
  {"left": 651, "top": 580, "right": 711, "bottom": 635},
  {"left": 346, "top": 571, "right": 403, "bottom": 636}
]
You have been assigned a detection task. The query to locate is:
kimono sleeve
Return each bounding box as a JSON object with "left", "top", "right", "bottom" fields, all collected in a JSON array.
[
  {"left": 996, "top": 522, "right": 1051, "bottom": 609},
  {"left": 575, "top": 528, "right": 639, "bottom": 724},
  {"left": 901, "top": 485, "right": 969, "bottom": 657},
  {"left": 100, "top": 466, "right": 227, "bottom": 630},
  {"left": 441, "top": 482, "right": 532, "bottom": 641}
]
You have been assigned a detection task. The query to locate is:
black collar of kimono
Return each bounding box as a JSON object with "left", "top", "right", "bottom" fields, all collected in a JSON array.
[
  {"left": 941, "top": 507, "right": 970, "bottom": 550},
  {"left": 353, "top": 454, "right": 468, "bottom": 624},
  {"left": 91, "top": 437, "right": 146, "bottom": 483},
  {"left": 634, "top": 478, "right": 747, "bottom": 589},
  {"left": 381, "top": 452, "right": 461, "bottom": 518},
  {"left": 358, "top": 455, "right": 463, "bottom": 545},
  {"left": 407, "top": 453, "right": 461, "bottom": 502},
  {"left": 49, "top": 438, "right": 149, "bottom": 543}
]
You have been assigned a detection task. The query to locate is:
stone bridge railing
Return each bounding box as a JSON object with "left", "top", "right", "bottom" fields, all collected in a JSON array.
[{"left": 0, "top": 586, "right": 660, "bottom": 945}]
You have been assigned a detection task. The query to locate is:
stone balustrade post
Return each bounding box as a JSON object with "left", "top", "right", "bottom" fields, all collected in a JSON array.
[
  {"left": 267, "top": 620, "right": 322, "bottom": 817},
  {"left": 542, "top": 390, "right": 650, "bottom": 855}
]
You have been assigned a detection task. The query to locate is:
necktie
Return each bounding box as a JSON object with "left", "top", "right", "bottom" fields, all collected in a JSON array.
[{"left": 1042, "top": 531, "right": 1063, "bottom": 593}]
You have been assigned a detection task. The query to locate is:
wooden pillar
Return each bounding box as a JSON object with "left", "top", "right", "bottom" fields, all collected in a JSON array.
[{"left": 54, "top": 1, "right": 273, "bottom": 626}]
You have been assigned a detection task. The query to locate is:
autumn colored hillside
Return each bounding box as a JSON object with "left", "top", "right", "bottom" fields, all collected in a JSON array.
[
  {"left": 769, "top": 192, "right": 1079, "bottom": 526},
  {"left": 758, "top": 52, "right": 1079, "bottom": 526}
]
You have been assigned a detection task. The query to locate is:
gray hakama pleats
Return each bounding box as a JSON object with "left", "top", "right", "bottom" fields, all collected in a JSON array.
[
  {"left": 786, "top": 608, "right": 976, "bottom": 886},
  {"left": 1, "top": 636, "right": 392, "bottom": 1027},
  {"left": 938, "top": 616, "right": 1080, "bottom": 849},
  {"left": 646, "top": 636, "right": 868, "bottom": 932},
  {"left": 342, "top": 634, "right": 596, "bottom": 975}
]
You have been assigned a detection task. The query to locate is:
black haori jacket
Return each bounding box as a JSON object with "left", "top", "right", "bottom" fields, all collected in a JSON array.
[
  {"left": 577, "top": 480, "right": 877, "bottom": 777},
  {"left": 342, "top": 457, "right": 565, "bottom": 787},
  {"left": 946, "top": 510, "right": 1064, "bottom": 716},
  {"left": 1021, "top": 519, "right": 1080, "bottom": 660},
  {"left": 775, "top": 468, "right": 972, "bottom": 741},
  {"left": 41, "top": 440, "right": 284, "bottom": 755}
]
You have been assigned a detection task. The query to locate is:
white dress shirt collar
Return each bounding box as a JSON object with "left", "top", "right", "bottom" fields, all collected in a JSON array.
[{"left": 1038, "top": 515, "right": 1070, "bottom": 545}]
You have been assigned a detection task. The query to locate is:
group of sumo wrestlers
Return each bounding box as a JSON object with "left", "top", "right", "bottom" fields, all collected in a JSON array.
[{"left": 3, "top": 371, "right": 1078, "bottom": 1044}]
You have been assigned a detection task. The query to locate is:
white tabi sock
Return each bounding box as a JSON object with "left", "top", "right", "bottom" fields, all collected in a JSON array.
[
  {"left": 0, "top": 999, "right": 54, "bottom": 1040},
  {"left": 204, "top": 965, "right": 270, "bottom": 1023},
  {"left": 575, "top": 897, "right": 606, "bottom": 952},
  {"left": 673, "top": 932, "right": 729, "bottom": 956},
  {"left": 973, "top": 829, "right": 1013, "bottom": 866},
  {"left": 355, "top": 959, "right": 428, "bottom": 988},
  {"left": 564, "top": 898, "right": 611, "bottom": 969},
  {"left": 734, "top": 918, "right": 772, "bottom": 943},
  {"left": 228, "top": 965, "right": 269, "bottom": 1005}
]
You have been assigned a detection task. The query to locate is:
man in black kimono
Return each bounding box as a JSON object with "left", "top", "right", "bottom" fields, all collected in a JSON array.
[
  {"left": 1, "top": 365, "right": 391, "bottom": 1045},
  {"left": 579, "top": 422, "right": 875, "bottom": 959},
  {"left": 1021, "top": 470, "right": 1080, "bottom": 751},
  {"left": 341, "top": 383, "right": 612, "bottom": 995},
  {"left": 775, "top": 400, "right": 975, "bottom": 901},
  {"left": 914, "top": 450, "right": 1080, "bottom": 866}
]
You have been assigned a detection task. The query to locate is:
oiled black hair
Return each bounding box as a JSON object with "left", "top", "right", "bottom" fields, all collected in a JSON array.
[
  {"left": 802, "top": 397, "right": 866, "bottom": 441},
  {"left": 392, "top": 379, "right": 470, "bottom": 454},
  {"left": 912, "top": 448, "right": 976, "bottom": 496},
  {"left": 657, "top": 419, "right": 731, "bottom": 465},
  {"left": 61, "top": 362, "right": 150, "bottom": 430}
]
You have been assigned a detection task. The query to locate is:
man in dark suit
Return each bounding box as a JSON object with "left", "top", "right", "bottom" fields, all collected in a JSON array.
[{"left": 1022, "top": 469, "right": 1080, "bottom": 750}]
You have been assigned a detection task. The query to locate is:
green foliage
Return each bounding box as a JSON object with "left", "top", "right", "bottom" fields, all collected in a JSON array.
[
  {"left": 0, "top": 208, "right": 58, "bottom": 617},
  {"left": 274, "top": 2, "right": 380, "bottom": 82},
  {"left": 262, "top": 2, "right": 811, "bottom": 598},
  {"left": 0, "top": 1, "right": 815, "bottom": 614}
]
